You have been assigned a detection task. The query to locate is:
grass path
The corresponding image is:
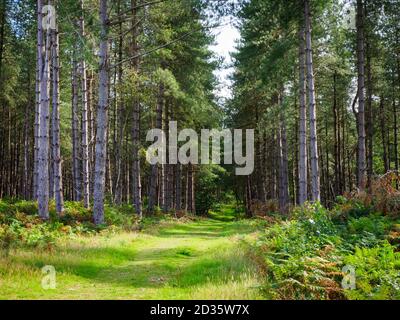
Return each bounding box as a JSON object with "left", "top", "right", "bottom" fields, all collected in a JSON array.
[{"left": 0, "top": 217, "right": 264, "bottom": 299}]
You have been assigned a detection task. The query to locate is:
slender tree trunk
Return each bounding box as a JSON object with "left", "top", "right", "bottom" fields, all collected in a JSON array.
[
  {"left": 304, "top": 0, "right": 320, "bottom": 202},
  {"left": 163, "top": 100, "right": 172, "bottom": 211},
  {"left": 113, "top": 0, "right": 124, "bottom": 205},
  {"left": 175, "top": 163, "right": 181, "bottom": 210},
  {"left": 79, "top": 0, "right": 90, "bottom": 208},
  {"left": 278, "top": 93, "right": 289, "bottom": 213},
  {"left": 341, "top": 102, "right": 346, "bottom": 191},
  {"left": 187, "top": 163, "right": 195, "bottom": 214},
  {"left": 131, "top": 0, "right": 142, "bottom": 217},
  {"left": 379, "top": 97, "right": 388, "bottom": 173},
  {"left": 38, "top": 15, "right": 51, "bottom": 220},
  {"left": 34, "top": 0, "right": 44, "bottom": 200},
  {"left": 333, "top": 71, "right": 339, "bottom": 195},
  {"left": 392, "top": 76, "right": 398, "bottom": 176},
  {"left": 88, "top": 70, "right": 95, "bottom": 199},
  {"left": 72, "top": 55, "right": 81, "bottom": 201},
  {"left": 366, "top": 39, "right": 373, "bottom": 187},
  {"left": 298, "top": 27, "right": 308, "bottom": 205},
  {"left": 23, "top": 78, "right": 30, "bottom": 199},
  {"left": 93, "top": 0, "right": 109, "bottom": 225},
  {"left": 0, "top": 0, "right": 5, "bottom": 78},
  {"left": 148, "top": 82, "right": 164, "bottom": 212},
  {"left": 245, "top": 176, "right": 252, "bottom": 217},
  {"left": 51, "top": 21, "right": 64, "bottom": 214},
  {"left": 356, "top": 0, "right": 366, "bottom": 189}
]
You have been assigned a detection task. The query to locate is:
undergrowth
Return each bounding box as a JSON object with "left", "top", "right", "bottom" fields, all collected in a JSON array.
[
  {"left": 0, "top": 199, "right": 143, "bottom": 254},
  {"left": 247, "top": 195, "right": 400, "bottom": 300}
]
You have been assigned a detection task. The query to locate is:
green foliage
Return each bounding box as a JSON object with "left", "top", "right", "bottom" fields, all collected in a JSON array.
[
  {"left": 343, "top": 244, "right": 400, "bottom": 300},
  {"left": 248, "top": 201, "right": 400, "bottom": 300},
  {"left": 104, "top": 204, "right": 138, "bottom": 230},
  {"left": 0, "top": 200, "right": 140, "bottom": 254},
  {"left": 195, "top": 165, "right": 228, "bottom": 215}
]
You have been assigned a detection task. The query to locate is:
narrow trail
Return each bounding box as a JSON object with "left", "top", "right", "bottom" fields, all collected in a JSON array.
[{"left": 1, "top": 218, "right": 264, "bottom": 299}]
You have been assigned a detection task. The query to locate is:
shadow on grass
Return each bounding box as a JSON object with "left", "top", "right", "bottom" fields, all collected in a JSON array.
[
  {"left": 155, "top": 221, "right": 257, "bottom": 239},
  {"left": 13, "top": 243, "right": 253, "bottom": 291},
  {"left": 9, "top": 218, "right": 261, "bottom": 295}
]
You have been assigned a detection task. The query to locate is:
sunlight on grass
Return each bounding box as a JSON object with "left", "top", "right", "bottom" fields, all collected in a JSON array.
[{"left": 0, "top": 217, "right": 265, "bottom": 300}]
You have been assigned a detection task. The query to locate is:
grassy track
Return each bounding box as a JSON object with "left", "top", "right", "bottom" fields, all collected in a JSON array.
[{"left": 0, "top": 216, "right": 264, "bottom": 300}]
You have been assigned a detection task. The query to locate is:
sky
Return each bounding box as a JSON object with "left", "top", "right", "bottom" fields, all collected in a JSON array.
[{"left": 209, "top": 19, "right": 240, "bottom": 101}]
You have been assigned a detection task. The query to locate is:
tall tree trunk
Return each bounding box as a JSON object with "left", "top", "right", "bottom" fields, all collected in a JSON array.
[
  {"left": 131, "top": 0, "right": 142, "bottom": 217},
  {"left": 255, "top": 107, "right": 266, "bottom": 202},
  {"left": 34, "top": 0, "right": 43, "bottom": 200},
  {"left": 88, "top": 70, "right": 95, "bottom": 199},
  {"left": 392, "top": 74, "right": 398, "bottom": 177},
  {"left": 175, "top": 163, "right": 181, "bottom": 210},
  {"left": 0, "top": 0, "right": 5, "bottom": 78},
  {"left": 113, "top": 0, "right": 124, "bottom": 205},
  {"left": 51, "top": 20, "right": 64, "bottom": 214},
  {"left": 356, "top": 0, "right": 366, "bottom": 189},
  {"left": 245, "top": 176, "right": 252, "bottom": 217},
  {"left": 187, "top": 163, "right": 195, "bottom": 214},
  {"left": 304, "top": 0, "right": 320, "bottom": 202},
  {"left": 366, "top": 39, "right": 373, "bottom": 187},
  {"left": 341, "top": 102, "right": 346, "bottom": 191},
  {"left": 0, "top": 1, "right": 6, "bottom": 198},
  {"left": 163, "top": 100, "right": 172, "bottom": 211},
  {"left": 72, "top": 55, "right": 81, "bottom": 201},
  {"left": 278, "top": 93, "right": 289, "bottom": 213},
  {"left": 23, "top": 75, "right": 31, "bottom": 200},
  {"left": 38, "top": 14, "right": 51, "bottom": 220},
  {"left": 148, "top": 82, "right": 164, "bottom": 212},
  {"left": 298, "top": 27, "right": 308, "bottom": 205},
  {"left": 333, "top": 71, "right": 339, "bottom": 195},
  {"left": 79, "top": 0, "right": 90, "bottom": 208},
  {"left": 379, "top": 97, "right": 388, "bottom": 172},
  {"left": 93, "top": 0, "right": 109, "bottom": 225}
]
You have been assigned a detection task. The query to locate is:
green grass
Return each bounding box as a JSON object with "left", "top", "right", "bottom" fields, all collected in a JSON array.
[
  {"left": 208, "top": 203, "right": 245, "bottom": 222},
  {"left": 0, "top": 217, "right": 265, "bottom": 300}
]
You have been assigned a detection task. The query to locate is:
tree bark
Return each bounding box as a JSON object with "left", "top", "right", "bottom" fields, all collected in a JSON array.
[
  {"left": 93, "top": 0, "right": 109, "bottom": 225},
  {"left": 298, "top": 26, "right": 308, "bottom": 205},
  {"left": 278, "top": 92, "right": 289, "bottom": 213},
  {"left": 79, "top": 0, "right": 90, "bottom": 208},
  {"left": 187, "top": 163, "right": 195, "bottom": 214},
  {"left": 34, "top": 0, "right": 43, "bottom": 200},
  {"left": 356, "top": 0, "right": 366, "bottom": 189},
  {"left": 131, "top": 0, "right": 142, "bottom": 217},
  {"left": 148, "top": 82, "right": 164, "bottom": 212},
  {"left": 72, "top": 54, "right": 81, "bottom": 201},
  {"left": 366, "top": 38, "right": 373, "bottom": 188},
  {"left": 304, "top": 0, "right": 320, "bottom": 202},
  {"left": 175, "top": 163, "right": 182, "bottom": 210},
  {"left": 38, "top": 13, "right": 51, "bottom": 220},
  {"left": 51, "top": 20, "right": 64, "bottom": 214},
  {"left": 333, "top": 71, "right": 340, "bottom": 195}
]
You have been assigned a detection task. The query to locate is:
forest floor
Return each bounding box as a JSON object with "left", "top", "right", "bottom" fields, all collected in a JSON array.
[{"left": 0, "top": 208, "right": 265, "bottom": 299}]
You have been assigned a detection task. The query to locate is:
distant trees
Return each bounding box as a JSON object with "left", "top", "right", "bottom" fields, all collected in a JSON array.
[
  {"left": 230, "top": 0, "right": 400, "bottom": 212},
  {"left": 3, "top": 0, "right": 400, "bottom": 221}
]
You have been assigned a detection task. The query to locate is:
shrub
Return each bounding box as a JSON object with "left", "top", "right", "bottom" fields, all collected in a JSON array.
[
  {"left": 195, "top": 165, "right": 228, "bottom": 215},
  {"left": 343, "top": 243, "right": 400, "bottom": 300},
  {"left": 0, "top": 200, "right": 140, "bottom": 251},
  {"left": 105, "top": 204, "right": 138, "bottom": 230},
  {"left": 248, "top": 201, "right": 400, "bottom": 300},
  {"left": 249, "top": 204, "right": 346, "bottom": 299}
]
